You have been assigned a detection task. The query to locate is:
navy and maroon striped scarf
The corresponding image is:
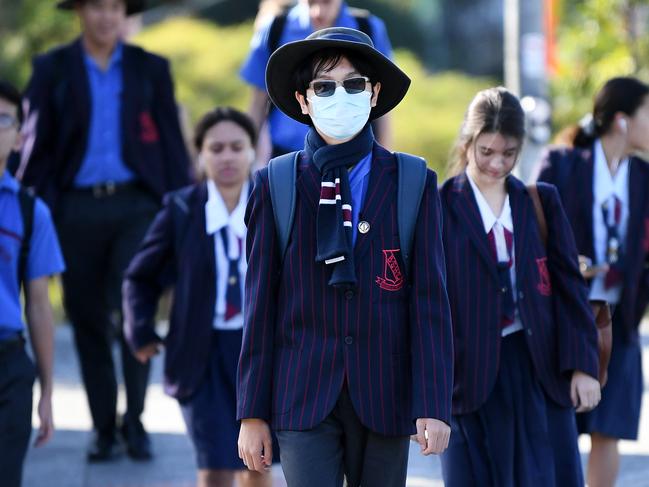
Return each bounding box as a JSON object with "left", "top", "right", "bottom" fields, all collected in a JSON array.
[{"left": 305, "top": 124, "right": 374, "bottom": 288}]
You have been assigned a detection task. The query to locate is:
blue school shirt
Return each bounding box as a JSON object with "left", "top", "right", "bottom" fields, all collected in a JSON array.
[
  {"left": 0, "top": 171, "right": 65, "bottom": 339},
  {"left": 240, "top": 2, "right": 393, "bottom": 152},
  {"left": 74, "top": 42, "right": 136, "bottom": 187}
]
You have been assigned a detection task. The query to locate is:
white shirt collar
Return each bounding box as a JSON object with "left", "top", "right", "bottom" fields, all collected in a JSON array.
[
  {"left": 205, "top": 179, "right": 249, "bottom": 238},
  {"left": 466, "top": 172, "right": 513, "bottom": 234},
  {"left": 593, "top": 139, "right": 629, "bottom": 207}
]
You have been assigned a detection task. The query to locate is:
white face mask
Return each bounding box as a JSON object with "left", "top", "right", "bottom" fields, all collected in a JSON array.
[{"left": 307, "top": 87, "right": 372, "bottom": 140}]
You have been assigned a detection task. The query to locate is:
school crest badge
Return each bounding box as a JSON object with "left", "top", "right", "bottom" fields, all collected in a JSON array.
[
  {"left": 139, "top": 111, "right": 159, "bottom": 143},
  {"left": 643, "top": 218, "right": 649, "bottom": 253},
  {"left": 535, "top": 257, "right": 552, "bottom": 296},
  {"left": 376, "top": 249, "right": 404, "bottom": 291}
]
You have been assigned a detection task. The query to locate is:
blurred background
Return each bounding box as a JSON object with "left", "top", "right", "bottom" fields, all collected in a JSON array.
[{"left": 1, "top": 1, "right": 648, "bottom": 485}]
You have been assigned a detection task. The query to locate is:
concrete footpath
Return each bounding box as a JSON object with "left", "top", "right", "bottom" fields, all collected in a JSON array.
[{"left": 22, "top": 322, "right": 649, "bottom": 487}]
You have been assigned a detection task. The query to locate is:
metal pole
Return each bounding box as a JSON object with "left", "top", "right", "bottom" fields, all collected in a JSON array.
[{"left": 504, "top": 0, "right": 521, "bottom": 96}]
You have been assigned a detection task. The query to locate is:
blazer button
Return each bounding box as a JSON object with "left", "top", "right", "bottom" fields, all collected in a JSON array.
[
  {"left": 527, "top": 328, "right": 533, "bottom": 336},
  {"left": 519, "top": 291, "right": 525, "bottom": 300},
  {"left": 344, "top": 336, "right": 353, "bottom": 345},
  {"left": 501, "top": 287, "right": 508, "bottom": 293},
  {"left": 345, "top": 290, "right": 355, "bottom": 300}
]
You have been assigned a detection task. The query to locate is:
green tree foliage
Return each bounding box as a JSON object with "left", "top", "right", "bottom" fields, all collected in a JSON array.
[
  {"left": 551, "top": 0, "right": 649, "bottom": 131},
  {"left": 0, "top": 0, "right": 78, "bottom": 87}
]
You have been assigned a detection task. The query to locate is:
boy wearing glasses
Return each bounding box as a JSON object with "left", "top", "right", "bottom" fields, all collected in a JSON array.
[
  {"left": 15, "top": 0, "right": 190, "bottom": 462},
  {"left": 0, "top": 80, "right": 63, "bottom": 487},
  {"left": 237, "top": 28, "right": 453, "bottom": 487}
]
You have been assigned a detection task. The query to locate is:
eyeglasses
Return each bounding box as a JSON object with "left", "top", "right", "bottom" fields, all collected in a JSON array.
[
  {"left": 0, "top": 113, "right": 17, "bottom": 130},
  {"left": 308, "top": 76, "right": 370, "bottom": 97}
]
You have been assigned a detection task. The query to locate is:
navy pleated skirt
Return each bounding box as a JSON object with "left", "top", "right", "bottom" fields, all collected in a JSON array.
[
  {"left": 577, "top": 316, "right": 643, "bottom": 440},
  {"left": 441, "top": 331, "right": 583, "bottom": 487},
  {"left": 179, "top": 329, "right": 245, "bottom": 470}
]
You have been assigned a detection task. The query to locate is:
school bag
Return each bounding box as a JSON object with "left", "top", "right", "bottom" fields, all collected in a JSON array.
[
  {"left": 17, "top": 187, "right": 35, "bottom": 290},
  {"left": 268, "top": 151, "right": 427, "bottom": 276}
]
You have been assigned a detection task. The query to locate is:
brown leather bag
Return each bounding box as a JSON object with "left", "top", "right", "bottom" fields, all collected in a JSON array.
[{"left": 527, "top": 184, "right": 612, "bottom": 387}]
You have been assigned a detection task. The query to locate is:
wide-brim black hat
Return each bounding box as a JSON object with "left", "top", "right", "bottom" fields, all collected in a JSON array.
[
  {"left": 57, "top": 0, "right": 145, "bottom": 15},
  {"left": 266, "top": 27, "right": 411, "bottom": 125}
]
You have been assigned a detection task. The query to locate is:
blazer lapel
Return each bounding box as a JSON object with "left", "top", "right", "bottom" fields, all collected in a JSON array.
[
  {"left": 69, "top": 39, "right": 91, "bottom": 138},
  {"left": 191, "top": 183, "right": 217, "bottom": 287},
  {"left": 354, "top": 145, "right": 397, "bottom": 262},
  {"left": 508, "top": 177, "right": 534, "bottom": 287},
  {"left": 295, "top": 152, "right": 320, "bottom": 213},
  {"left": 449, "top": 173, "right": 499, "bottom": 281},
  {"left": 576, "top": 149, "right": 596, "bottom": 258},
  {"left": 623, "top": 158, "right": 648, "bottom": 280}
]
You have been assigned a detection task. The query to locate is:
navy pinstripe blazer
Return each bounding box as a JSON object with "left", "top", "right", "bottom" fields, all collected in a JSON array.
[
  {"left": 537, "top": 146, "right": 649, "bottom": 343},
  {"left": 439, "top": 173, "right": 599, "bottom": 414},
  {"left": 237, "top": 144, "right": 454, "bottom": 436}
]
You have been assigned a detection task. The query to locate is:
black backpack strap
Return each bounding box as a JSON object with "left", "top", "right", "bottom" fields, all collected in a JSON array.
[
  {"left": 348, "top": 7, "right": 373, "bottom": 41},
  {"left": 268, "top": 151, "right": 300, "bottom": 262},
  {"left": 268, "top": 12, "right": 289, "bottom": 55},
  {"left": 17, "top": 188, "right": 36, "bottom": 289},
  {"left": 396, "top": 152, "right": 427, "bottom": 276}
]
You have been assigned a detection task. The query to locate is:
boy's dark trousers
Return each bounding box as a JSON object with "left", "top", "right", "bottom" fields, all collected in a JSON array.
[
  {"left": 55, "top": 184, "right": 159, "bottom": 438},
  {"left": 0, "top": 338, "right": 35, "bottom": 487},
  {"left": 276, "top": 386, "right": 410, "bottom": 487}
]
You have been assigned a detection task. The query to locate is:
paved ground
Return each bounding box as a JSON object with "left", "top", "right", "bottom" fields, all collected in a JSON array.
[{"left": 22, "top": 321, "right": 649, "bottom": 487}]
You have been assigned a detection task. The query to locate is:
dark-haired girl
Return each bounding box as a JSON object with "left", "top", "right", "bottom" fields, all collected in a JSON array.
[
  {"left": 439, "top": 87, "right": 601, "bottom": 486},
  {"left": 536, "top": 77, "right": 649, "bottom": 487},
  {"left": 122, "top": 107, "right": 272, "bottom": 487}
]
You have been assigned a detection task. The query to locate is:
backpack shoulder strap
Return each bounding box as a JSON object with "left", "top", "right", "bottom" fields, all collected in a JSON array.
[
  {"left": 17, "top": 187, "right": 36, "bottom": 289},
  {"left": 268, "top": 151, "right": 300, "bottom": 262},
  {"left": 527, "top": 184, "right": 548, "bottom": 248},
  {"left": 395, "top": 152, "right": 427, "bottom": 275},
  {"left": 348, "top": 7, "right": 373, "bottom": 41},
  {"left": 268, "top": 12, "right": 289, "bottom": 55}
]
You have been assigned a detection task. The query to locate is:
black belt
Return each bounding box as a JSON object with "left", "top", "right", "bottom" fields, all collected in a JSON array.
[
  {"left": 0, "top": 333, "right": 24, "bottom": 355},
  {"left": 71, "top": 181, "right": 141, "bottom": 198}
]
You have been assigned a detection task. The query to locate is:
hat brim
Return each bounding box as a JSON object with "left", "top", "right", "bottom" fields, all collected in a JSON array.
[
  {"left": 56, "top": 0, "right": 145, "bottom": 15},
  {"left": 266, "top": 38, "right": 411, "bottom": 125}
]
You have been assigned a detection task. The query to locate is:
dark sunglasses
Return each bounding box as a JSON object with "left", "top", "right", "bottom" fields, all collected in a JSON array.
[
  {"left": 0, "top": 113, "right": 18, "bottom": 130},
  {"left": 309, "top": 76, "right": 370, "bottom": 97}
]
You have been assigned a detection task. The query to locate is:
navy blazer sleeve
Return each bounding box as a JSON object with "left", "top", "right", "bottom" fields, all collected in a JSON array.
[
  {"left": 19, "top": 55, "right": 58, "bottom": 203},
  {"left": 409, "top": 171, "right": 454, "bottom": 424},
  {"left": 122, "top": 196, "right": 176, "bottom": 352},
  {"left": 539, "top": 183, "right": 599, "bottom": 379},
  {"left": 237, "top": 168, "right": 280, "bottom": 421},
  {"left": 150, "top": 57, "right": 192, "bottom": 190}
]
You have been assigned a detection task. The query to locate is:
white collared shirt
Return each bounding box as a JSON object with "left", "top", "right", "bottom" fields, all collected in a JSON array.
[
  {"left": 205, "top": 179, "right": 249, "bottom": 330},
  {"left": 467, "top": 173, "right": 523, "bottom": 337},
  {"left": 589, "top": 139, "right": 629, "bottom": 304}
]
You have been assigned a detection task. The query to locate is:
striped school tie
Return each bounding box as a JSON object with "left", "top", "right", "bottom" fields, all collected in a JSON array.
[{"left": 220, "top": 227, "right": 242, "bottom": 321}]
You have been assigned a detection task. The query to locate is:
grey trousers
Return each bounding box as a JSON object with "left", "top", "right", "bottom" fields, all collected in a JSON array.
[{"left": 276, "top": 386, "right": 410, "bottom": 487}]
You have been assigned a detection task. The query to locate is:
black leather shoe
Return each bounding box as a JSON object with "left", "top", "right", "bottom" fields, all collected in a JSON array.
[
  {"left": 120, "top": 416, "right": 153, "bottom": 461},
  {"left": 87, "top": 432, "right": 122, "bottom": 462}
]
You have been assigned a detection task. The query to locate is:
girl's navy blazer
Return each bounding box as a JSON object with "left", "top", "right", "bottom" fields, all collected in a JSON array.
[
  {"left": 538, "top": 147, "right": 649, "bottom": 343},
  {"left": 123, "top": 182, "right": 219, "bottom": 400},
  {"left": 439, "top": 173, "right": 599, "bottom": 415}
]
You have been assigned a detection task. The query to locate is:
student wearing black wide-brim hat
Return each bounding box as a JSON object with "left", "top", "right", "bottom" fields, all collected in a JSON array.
[
  {"left": 237, "top": 27, "right": 453, "bottom": 487},
  {"left": 16, "top": 0, "right": 191, "bottom": 463}
]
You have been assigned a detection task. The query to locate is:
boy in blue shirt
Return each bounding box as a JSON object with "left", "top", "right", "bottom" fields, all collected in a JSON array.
[{"left": 0, "top": 80, "right": 64, "bottom": 487}]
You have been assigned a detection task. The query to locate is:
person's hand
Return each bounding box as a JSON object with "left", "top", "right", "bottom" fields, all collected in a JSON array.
[
  {"left": 571, "top": 370, "right": 601, "bottom": 412},
  {"left": 34, "top": 393, "right": 53, "bottom": 447},
  {"left": 238, "top": 418, "right": 272, "bottom": 473},
  {"left": 412, "top": 418, "right": 450, "bottom": 455},
  {"left": 134, "top": 342, "right": 161, "bottom": 364},
  {"left": 578, "top": 255, "right": 609, "bottom": 280}
]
